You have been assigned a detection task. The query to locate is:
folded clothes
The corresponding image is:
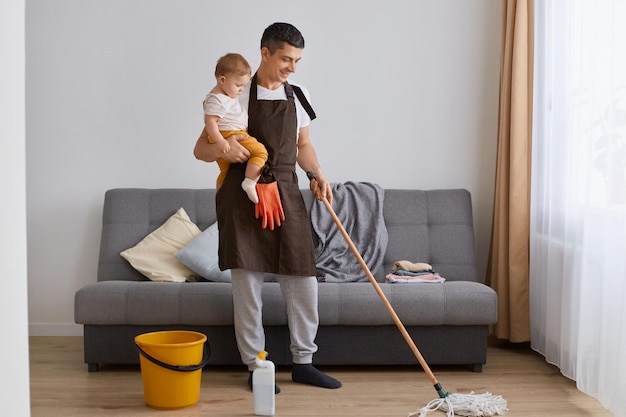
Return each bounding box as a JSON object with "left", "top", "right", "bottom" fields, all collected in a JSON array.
[
  {"left": 392, "top": 260, "right": 432, "bottom": 273},
  {"left": 385, "top": 273, "right": 446, "bottom": 284},
  {"left": 393, "top": 270, "right": 436, "bottom": 277}
]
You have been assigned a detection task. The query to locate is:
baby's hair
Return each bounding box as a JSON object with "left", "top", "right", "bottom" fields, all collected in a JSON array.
[{"left": 215, "top": 53, "right": 252, "bottom": 78}]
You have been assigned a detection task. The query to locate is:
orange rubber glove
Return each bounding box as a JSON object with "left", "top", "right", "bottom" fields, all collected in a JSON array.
[{"left": 254, "top": 182, "right": 285, "bottom": 230}]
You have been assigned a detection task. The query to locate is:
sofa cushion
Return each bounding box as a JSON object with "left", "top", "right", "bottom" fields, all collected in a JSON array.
[
  {"left": 382, "top": 189, "right": 478, "bottom": 282},
  {"left": 317, "top": 282, "right": 496, "bottom": 326},
  {"left": 74, "top": 281, "right": 235, "bottom": 326},
  {"left": 174, "top": 222, "right": 231, "bottom": 282},
  {"left": 74, "top": 281, "right": 497, "bottom": 327},
  {"left": 98, "top": 189, "right": 218, "bottom": 282},
  {"left": 120, "top": 207, "right": 200, "bottom": 282}
]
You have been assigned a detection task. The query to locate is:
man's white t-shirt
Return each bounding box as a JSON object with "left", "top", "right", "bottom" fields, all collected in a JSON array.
[{"left": 238, "top": 80, "right": 312, "bottom": 141}]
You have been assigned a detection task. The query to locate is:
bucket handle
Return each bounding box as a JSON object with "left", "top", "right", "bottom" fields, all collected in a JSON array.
[{"left": 136, "top": 341, "right": 211, "bottom": 372}]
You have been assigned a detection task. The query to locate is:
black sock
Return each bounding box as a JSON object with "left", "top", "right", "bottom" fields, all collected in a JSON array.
[
  {"left": 248, "top": 371, "right": 281, "bottom": 394},
  {"left": 291, "top": 364, "right": 342, "bottom": 389}
]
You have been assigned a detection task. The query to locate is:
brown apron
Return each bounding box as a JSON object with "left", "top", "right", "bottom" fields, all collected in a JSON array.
[{"left": 216, "top": 75, "right": 317, "bottom": 276}]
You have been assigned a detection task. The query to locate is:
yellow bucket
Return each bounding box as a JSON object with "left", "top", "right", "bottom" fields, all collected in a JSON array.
[{"left": 135, "top": 330, "right": 209, "bottom": 409}]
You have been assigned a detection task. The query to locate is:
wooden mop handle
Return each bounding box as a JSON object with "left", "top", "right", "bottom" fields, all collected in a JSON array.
[{"left": 318, "top": 194, "right": 440, "bottom": 386}]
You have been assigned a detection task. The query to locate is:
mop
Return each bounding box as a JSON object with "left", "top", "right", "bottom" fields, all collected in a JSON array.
[{"left": 307, "top": 174, "right": 507, "bottom": 417}]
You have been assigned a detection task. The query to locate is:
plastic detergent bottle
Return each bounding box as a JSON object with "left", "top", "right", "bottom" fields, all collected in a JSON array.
[{"left": 253, "top": 351, "right": 275, "bottom": 416}]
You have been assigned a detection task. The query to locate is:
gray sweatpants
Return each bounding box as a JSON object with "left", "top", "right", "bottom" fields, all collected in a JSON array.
[{"left": 230, "top": 268, "right": 319, "bottom": 371}]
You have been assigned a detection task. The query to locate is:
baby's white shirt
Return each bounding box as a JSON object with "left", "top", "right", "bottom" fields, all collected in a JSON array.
[{"left": 203, "top": 93, "right": 248, "bottom": 131}]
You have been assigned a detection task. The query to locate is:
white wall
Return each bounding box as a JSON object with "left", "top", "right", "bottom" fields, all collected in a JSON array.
[
  {"left": 26, "top": 0, "right": 501, "bottom": 335},
  {"left": 2, "top": 0, "right": 31, "bottom": 414}
]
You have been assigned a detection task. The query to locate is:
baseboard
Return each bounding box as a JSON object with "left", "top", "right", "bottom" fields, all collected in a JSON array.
[{"left": 29, "top": 323, "right": 83, "bottom": 336}]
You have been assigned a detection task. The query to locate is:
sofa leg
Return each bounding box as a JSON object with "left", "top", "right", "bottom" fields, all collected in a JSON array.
[
  {"left": 87, "top": 363, "right": 99, "bottom": 372},
  {"left": 471, "top": 363, "right": 483, "bottom": 372}
]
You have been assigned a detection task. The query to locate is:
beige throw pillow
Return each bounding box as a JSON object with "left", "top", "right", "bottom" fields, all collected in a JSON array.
[{"left": 120, "top": 207, "right": 201, "bottom": 282}]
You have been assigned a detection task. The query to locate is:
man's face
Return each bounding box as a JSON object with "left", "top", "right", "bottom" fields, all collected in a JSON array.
[{"left": 262, "top": 44, "right": 302, "bottom": 84}]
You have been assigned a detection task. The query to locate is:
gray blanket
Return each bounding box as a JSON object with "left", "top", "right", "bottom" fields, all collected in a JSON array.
[{"left": 310, "top": 182, "right": 388, "bottom": 283}]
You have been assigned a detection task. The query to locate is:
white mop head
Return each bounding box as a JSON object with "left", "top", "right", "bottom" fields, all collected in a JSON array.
[{"left": 408, "top": 392, "right": 508, "bottom": 417}]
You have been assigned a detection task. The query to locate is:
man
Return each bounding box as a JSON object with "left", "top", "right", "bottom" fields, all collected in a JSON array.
[{"left": 194, "top": 22, "right": 341, "bottom": 392}]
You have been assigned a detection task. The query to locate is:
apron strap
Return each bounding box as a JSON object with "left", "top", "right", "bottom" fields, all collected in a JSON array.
[
  {"left": 249, "top": 74, "right": 316, "bottom": 121},
  {"left": 290, "top": 85, "right": 317, "bottom": 121}
]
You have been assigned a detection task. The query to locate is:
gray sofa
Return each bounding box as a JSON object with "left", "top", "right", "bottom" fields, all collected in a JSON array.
[{"left": 74, "top": 188, "right": 497, "bottom": 372}]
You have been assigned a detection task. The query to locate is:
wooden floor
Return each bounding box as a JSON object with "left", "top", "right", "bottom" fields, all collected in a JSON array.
[{"left": 29, "top": 337, "right": 612, "bottom": 417}]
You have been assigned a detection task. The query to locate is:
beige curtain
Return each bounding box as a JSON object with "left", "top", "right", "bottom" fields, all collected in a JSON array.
[{"left": 486, "top": 0, "right": 534, "bottom": 343}]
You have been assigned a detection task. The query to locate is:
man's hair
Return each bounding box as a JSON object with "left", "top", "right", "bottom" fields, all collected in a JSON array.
[
  {"left": 260, "top": 22, "right": 305, "bottom": 53},
  {"left": 214, "top": 53, "right": 252, "bottom": 78}
]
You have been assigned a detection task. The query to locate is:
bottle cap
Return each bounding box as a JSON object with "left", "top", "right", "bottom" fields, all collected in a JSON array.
[{"left": 257, "top": 351, "right": 268, "bottom": 360}]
